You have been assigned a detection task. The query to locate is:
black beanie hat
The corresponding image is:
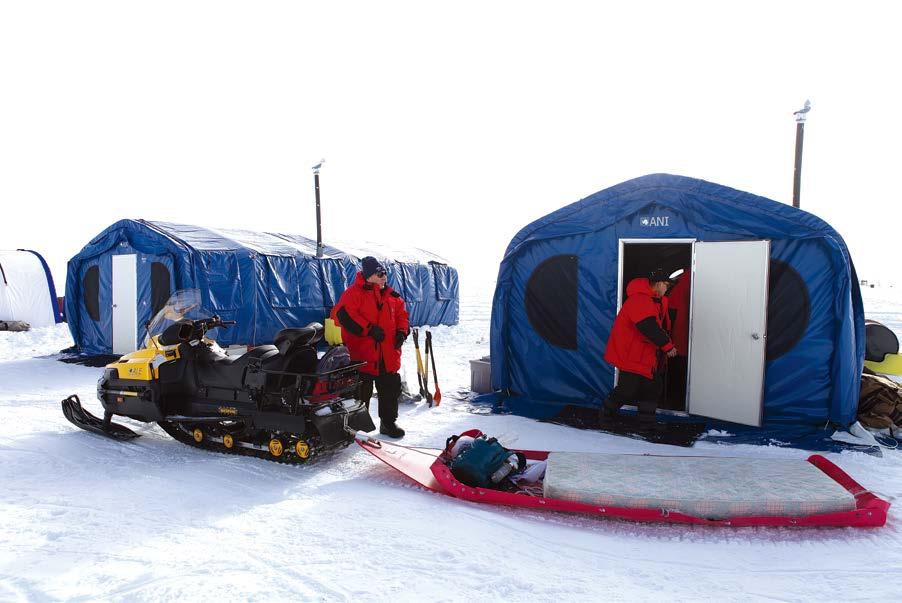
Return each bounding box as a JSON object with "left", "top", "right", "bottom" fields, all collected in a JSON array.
[
  {"left": 647, "top": 268, "right": 671, "bottom": 284},
  {"left": 361, "top": 256, "right": 385, "bottom": 279}
]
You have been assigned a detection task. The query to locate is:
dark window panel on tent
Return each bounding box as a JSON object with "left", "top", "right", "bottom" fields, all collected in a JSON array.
[
  {"left": 150, "top": 262, "right": 171, "bottom": 316},
  {"left": 766, "top": 259, "right": 810, "bottom": 361},
  {"left": 525, "top": 255, "right": 579, "bottom": 350},
  {"left": 83, "top": 265, "right": 100, "bottom": 322}
]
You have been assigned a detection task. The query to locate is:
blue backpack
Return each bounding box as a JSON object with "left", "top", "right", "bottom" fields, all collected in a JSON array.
[{"left": 447, "top": 434, "right": 526, "bottom": 489}]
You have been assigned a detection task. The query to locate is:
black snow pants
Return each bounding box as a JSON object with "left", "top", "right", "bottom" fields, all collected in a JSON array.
[
  {"left": 602, "top": 370, "right": 663, "bottom": 424},
  {"left": 358, "top": 372, "right": 402, "bottom": 423}
]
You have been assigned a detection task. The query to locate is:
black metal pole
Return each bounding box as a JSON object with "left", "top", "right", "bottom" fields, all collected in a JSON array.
[
  {"left": 314, "top": 171, "right": 323, "bottom": 257},
  {"left": 792, "top": 120, "right": 805, "bottom": 208}
]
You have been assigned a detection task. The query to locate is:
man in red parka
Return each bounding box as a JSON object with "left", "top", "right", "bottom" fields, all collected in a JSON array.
[
  {"left": 601, "top": 268, "right": 677, "bottom": 425},
  {"left": 333, "top": 256, "right": 410, "bottom": 439}
]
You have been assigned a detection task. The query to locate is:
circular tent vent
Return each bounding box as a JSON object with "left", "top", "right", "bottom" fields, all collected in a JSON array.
[
  {"left": 766, "top": 259, "right": 810, "bottom": 361},
  {"left": 525, "top": 255, "right": 579, "bottom": 350}
]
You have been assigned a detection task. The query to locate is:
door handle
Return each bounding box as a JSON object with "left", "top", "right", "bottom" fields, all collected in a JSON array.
[{"left": 752, "top": 333, "right": 760, "bottom": 340}]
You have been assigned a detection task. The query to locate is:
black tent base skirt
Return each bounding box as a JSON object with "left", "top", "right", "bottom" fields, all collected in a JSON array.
[{"left": 544, "top": 405, "right": 707, "bottom": 447}]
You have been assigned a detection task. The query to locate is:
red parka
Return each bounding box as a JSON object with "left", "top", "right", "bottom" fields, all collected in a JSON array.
[
  {"left": 603, "top": 277, "right": 674, "bottom": 379},
  {"left": 332, "top": 272, "right": 410, "bottom": 376},
  {"left": 667, "top": 271, "right": 691, "bottom": 357}
]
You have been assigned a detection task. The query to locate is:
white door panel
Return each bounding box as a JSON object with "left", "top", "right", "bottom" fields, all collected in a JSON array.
[
  {"left": 112, "top": 254, "right": 137, "bottom": 355},
  {"left": 687, "top": 241, "right": 769, "bottom": 426}
]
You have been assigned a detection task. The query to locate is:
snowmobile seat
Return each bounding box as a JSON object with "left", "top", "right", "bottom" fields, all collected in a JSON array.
[
  {"left": 195, "top": 345, "right": 279, "bottom": 390},
  {"left": 274, "top": 323, "right": 324, "bottom": 356},
  {"left": 244, "top": 345, "right": 280, "bottom": 364},
  {"left": 865, "top": 320, "right": 899, "bottom": 362}
]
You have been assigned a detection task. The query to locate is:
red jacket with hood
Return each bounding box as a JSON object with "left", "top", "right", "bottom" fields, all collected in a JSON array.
[
  {"left": 331, "top": 272, "right": 410, "bottom": 376},
  {"left": 603, "top": 277, "right": 674, "bottom": 379}
]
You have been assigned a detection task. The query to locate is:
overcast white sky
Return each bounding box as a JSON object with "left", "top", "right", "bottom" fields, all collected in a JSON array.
[{"left": 1, "top": 1, "right": 899, "bottom": 288}]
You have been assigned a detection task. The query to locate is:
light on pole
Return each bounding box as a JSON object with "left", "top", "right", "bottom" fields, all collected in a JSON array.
[
  {"left": 312, "top": 159, "right": 325, "bottom": 258},
  {"left": 792, "top": 100, "right": 811, "bottom": 208}
]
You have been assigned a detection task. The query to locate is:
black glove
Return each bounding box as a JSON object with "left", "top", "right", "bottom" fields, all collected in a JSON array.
[
  {"left": 369, "top": 324, "right": 385, "bottom": 342},
  {"left": 394, "top": 330, "right": 408, "bottom": 349}
]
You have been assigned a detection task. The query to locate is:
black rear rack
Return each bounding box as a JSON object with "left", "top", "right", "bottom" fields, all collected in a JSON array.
[{"left": 250, "top": 361, "right": 365, "bottom": 410}]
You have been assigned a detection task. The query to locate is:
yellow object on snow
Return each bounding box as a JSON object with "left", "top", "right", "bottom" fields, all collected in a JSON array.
[{"left": 865, "top": 353, "right": 902, "bottom": 376}]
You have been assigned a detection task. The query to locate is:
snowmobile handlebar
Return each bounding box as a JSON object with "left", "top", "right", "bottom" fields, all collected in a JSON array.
[
  {"left": 161, "top": 316, "right": 236, "bottom": 345},
  {"left": 195, "top": 315, "right": 235, "bottom": 334}
]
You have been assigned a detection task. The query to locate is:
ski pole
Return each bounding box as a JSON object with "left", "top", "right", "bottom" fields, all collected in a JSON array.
[
  {"left": 427, "top": 330, "right": 441, "bottom": 406},
  {"left": 412, "top": 328, "right": 427, "bottom": 399}
]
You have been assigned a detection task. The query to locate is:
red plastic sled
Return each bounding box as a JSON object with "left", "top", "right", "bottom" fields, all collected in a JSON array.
[{"left": 357, "top": 430, "right": 889, "bottom": 528}]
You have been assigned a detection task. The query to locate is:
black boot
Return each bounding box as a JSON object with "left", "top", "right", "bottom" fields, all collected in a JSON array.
[
  {"left": 379, "top": 421, "right": 405, "bottom": 439},
  {"left": 637, "top": 412, "right": 658, "bottom": 429},
  {"left": 599, "top": 400, "right": 619, "bottom": 422},
  {"left": 637, "top": 400, "right": 658, "bottom": 428}
]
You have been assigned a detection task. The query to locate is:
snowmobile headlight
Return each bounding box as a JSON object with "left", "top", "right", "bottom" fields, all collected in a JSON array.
[{"left": 99, "top": 368, "right": 118, "bottom": 384}]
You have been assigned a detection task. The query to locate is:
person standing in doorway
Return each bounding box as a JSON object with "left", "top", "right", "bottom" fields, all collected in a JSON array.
[
  {"left": 332, "top": 256, "right": 410, "bottom": 438},
  {"left": 601, "top": 268, "right": 677, "bottom": 425}
]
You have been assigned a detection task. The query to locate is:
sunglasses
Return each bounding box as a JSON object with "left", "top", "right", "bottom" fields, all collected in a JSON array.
[{"left": 375, "top": 269, "right": 387, "bottom": 277}]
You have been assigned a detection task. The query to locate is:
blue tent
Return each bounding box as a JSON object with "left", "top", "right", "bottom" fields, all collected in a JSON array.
[
  {"left": 490, "top": 174, "right": 864, "bottom": 429},
  {"left": 66, "top": 220, "right": 459, "bottom": 355}
]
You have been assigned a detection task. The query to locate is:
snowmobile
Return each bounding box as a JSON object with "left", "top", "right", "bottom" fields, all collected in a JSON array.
[{"left": 62, "top": 289, "right": 375, "bottom": 463}]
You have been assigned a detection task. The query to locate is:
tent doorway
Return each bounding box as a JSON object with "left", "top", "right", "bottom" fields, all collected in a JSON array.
[
  {"left": 618, "top": 240, "right": 693, "bottom": 412},
  {"left": 617, "top": 239, "right": 770, "bottom": 426}
]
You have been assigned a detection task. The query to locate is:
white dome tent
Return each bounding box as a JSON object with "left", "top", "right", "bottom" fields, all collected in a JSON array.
[{"left": 0, "top": 249, "right": 63, "bottom": 329}]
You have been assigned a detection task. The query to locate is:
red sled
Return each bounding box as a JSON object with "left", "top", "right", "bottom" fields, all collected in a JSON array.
[{"left": 357, "top": 429, "right": 889, "bottom": 528}]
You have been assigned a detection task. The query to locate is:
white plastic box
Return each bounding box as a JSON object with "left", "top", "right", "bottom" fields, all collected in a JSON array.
[{"left": 469, "top": 356, "right": 492, "bottom": 394}]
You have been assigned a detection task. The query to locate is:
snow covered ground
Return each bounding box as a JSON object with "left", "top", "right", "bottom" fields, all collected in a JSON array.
[{"left": 1, "top": 280, "right": 901, "bottom": 601}]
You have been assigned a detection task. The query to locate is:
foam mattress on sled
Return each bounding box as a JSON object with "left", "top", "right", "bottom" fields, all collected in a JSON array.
[{"left": 543, "top": 452, "right": 857, "bottom": 520}]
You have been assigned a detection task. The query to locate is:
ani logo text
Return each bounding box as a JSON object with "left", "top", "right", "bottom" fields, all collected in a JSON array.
[{"left": 640, "top": 216, "right": 670, "bottom": 227}]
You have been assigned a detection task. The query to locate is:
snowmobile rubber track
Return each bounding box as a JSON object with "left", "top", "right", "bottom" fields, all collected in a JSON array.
[
  {"left": 61, "top": 395, "right": 141, "bottom": 441},
  {"left": 156, "top": 420, "right": 354, "bottom": 466}
]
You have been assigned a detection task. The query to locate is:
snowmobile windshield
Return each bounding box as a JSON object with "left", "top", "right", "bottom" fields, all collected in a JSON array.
[{"left": 143, "top": 289, "right": 222, "bottom": 346}]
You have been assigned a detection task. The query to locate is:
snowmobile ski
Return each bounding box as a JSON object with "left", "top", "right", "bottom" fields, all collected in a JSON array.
[{"left": 61, "top": 394, "right": 140, "bottom": 441}]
